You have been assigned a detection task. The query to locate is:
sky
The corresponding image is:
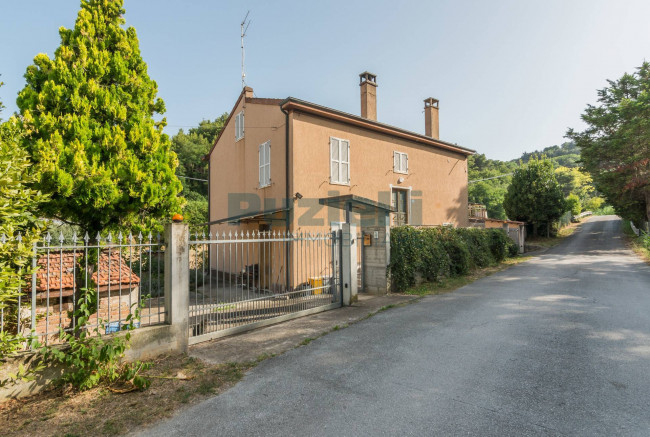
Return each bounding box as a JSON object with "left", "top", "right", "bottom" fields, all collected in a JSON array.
[{"left": 1, "top": 0, "right": 649, "bottom": 161}]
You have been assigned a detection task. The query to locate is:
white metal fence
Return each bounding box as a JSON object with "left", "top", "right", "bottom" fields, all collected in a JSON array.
[
  {"left": 188, "top": 230, "right": 342, "bottom": 343},
  {"left": 0, "top": 231, "right": 165, "bottom": 347},
  {"left": 1, "top": 226, "right": 348, "bottom": 351}
]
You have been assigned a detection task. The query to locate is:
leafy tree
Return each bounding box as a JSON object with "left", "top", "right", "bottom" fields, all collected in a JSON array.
[
  {"left": 467, "top": 154, "right": 516, "bottom": 219},
  {"left": 183, "top": 191, "right": 208, "bottom": 230},
  {"left": 468, "top": 181, "right": 509, "bottom": 220},
  {"left": 554, "top": 166, "right": 596, "bottom": 207},
  {"left": 520, "top": 142, "right": 580, "bottom": 168},
  {"left": 16, "top": 0, "right": 182, "bottom": 238},
  {"left": 503, "top": 158, "right": 566, "bottom": 237},
  {"left": 0, "top": 82, "right": 47, "bottom": 357},
  {"left": 565, "top": 194, "right": 582, "bottom": 216},
  {"left": 469, "top": 144, "right": 598, "bottom": 223},
  {"left": 584, "top": 197, "right": 605, "bottom": 212},
  {"left": 172, "top": 115, "right": 227, "bottom": 197},
  {"left": 567, "top": 61, "right": 650, "bottom": 226}
]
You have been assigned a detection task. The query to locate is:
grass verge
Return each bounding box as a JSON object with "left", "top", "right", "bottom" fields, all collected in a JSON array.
[
  {"left": 0, "top": 354, "right": 258, "bottom": 437},
  {"left": 402, "top": 256, "right": 531, "bottom": 297},
  {"left": 621, "top": 221, "right": 650, "bottom": 264},
  {"left": 524, "top": 218, "right": 587, "bottom": 251}
]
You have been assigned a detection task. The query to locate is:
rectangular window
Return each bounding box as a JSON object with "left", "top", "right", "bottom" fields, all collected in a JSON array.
[
  {"left": 235, "top": 111, "right": 244, "bottom": 141},
  {"left": 259, "top": 140, "right": 271, "bottom": 187},
  {"left": 330, "top": 137, "right": 350, "bottom": 184},
  {"left": 391, "top": 188, "right": 409, "bottom": 226},
  {"left": 393, "top": 151, "right": 408, "bottom": 174}
]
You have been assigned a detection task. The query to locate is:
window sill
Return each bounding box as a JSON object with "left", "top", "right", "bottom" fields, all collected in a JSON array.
[
  {"left": 235, "top": 137, "right": 244, "bottom": 142},
  {"left": 393, "top": 171, "right": 408, "bottom": 175},
  {"left": 329, "top": 181, "right": 350, "bottom": 187}
]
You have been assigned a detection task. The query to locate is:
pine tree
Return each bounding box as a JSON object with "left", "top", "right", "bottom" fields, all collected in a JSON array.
[
  {"left": 568, "top": 62, "right": 650, "bottom": 226},
  {"left": 16, "top": 0, "right": 182, "bottom": 237}
]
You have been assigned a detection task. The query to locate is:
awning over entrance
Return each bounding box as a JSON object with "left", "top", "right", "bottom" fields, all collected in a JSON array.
[
  {"left": 318, "top": 195, "right": 394, "bottom": 224},
  {"left": 203, "top": 206, "right": 289, "bottom": 226}
]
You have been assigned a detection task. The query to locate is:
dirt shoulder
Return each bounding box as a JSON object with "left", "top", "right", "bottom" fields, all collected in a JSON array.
[{"left": 0, "top": 354, "right": 253, "bottom": 437}]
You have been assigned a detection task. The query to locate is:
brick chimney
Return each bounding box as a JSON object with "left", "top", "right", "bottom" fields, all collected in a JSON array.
[
  {"left": 424, "top": 97, "right": 439, "bottom": 139},
  {"left": 359, "top": 72, "right": 377, "bottom": 120}
]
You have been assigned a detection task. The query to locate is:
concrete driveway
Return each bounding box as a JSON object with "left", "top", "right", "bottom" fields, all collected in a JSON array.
[{"left": 141, "top": 216, "right": 650, "bottom": 436}]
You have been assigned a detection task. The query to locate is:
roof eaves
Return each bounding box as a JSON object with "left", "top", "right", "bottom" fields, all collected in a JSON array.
[{"left": 280, "top": 97, "right": 475, "bottom": 156}]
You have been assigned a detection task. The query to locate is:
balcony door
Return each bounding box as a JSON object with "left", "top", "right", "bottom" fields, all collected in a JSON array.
[{"left": 391, "top": 188, "right": 409, "bottom": 226}]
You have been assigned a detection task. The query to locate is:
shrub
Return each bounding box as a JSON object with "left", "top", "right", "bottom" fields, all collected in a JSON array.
[
  {"left": 487, "top": 228, "right": 518, "bottom": 261},
  {"left": 566, "top": 194, "right": 582, "bottom": 216},
  {"left": 584, "top": 197, "right": 604, "bottom": 212},
  {"left": 456, "top": 228, "right": 494, "bottom": 268},
  {"left": 389, "top": 226, "right": 518, "bottom": 292}
]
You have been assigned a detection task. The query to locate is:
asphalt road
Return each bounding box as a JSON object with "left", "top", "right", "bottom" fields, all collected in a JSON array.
[{"left": 142, "top": 216, "right": 650, "bottom": 436}]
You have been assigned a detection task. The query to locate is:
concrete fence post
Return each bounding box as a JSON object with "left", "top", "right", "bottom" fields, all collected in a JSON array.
[
  {"left": 164, "top": 222, "right": 189, "bottom": 354},
  {"left": 340, "top": 223, "right": 358, "bottom": 306}
]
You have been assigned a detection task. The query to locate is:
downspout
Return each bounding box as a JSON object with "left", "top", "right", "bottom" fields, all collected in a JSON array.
[{"left": 280, "top": 105, "right": 291, "bottom": 290}]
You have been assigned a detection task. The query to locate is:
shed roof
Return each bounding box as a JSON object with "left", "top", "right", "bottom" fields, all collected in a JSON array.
[{"left": 34, "top": 251, "right": 140, "bottom": 297}]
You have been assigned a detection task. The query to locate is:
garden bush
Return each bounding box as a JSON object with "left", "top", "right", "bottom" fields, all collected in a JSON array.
[{"left": 389, "top": 226, "right": 519, "bottom": 292}]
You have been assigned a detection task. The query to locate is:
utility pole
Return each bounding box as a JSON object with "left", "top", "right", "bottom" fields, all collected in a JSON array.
[{"left": 241, "top": 11, "right": 251, "bottom": 89}]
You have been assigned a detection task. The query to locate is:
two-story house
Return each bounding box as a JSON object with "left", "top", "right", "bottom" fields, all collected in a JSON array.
[{"left": 206, "top": 72, "right": 474, "bottom": 237}]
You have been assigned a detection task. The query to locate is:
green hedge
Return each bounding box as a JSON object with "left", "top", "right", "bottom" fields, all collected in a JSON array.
[{"left": 389, "top": 226, "right": 518, "bottom": 292}]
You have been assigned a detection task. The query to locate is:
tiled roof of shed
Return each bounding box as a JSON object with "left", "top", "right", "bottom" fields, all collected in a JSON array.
[{"left": 35, "top": 251, "right": 140, "bottom": 293}]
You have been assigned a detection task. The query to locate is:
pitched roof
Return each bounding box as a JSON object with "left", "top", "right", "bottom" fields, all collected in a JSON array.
[
  {"left": 280, "top": 98, "right": 475, "bottom": 156},
  {"left": 205, "top": 89, "right": 474, "bottom": 160},
  {"left": 34, "top": 251, "right": 140, "bottom": 296}
]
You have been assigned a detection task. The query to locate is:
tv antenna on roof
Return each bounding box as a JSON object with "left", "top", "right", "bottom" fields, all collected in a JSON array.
[{"left": 241, "top": 11, "right": 251, "bottom": 89}]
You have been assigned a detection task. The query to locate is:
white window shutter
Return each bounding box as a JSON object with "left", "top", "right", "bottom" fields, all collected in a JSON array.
[
  {"left": 343, "top": 140, "right": 350, "bottom": 183},
  {"left": 265, "top": 142, "right": 271, "bottom": 186},
  {"left": 401, "top": 154, "right": 408, "bottom": 173},
  {"left": 259, "top": 143, "right": 263, "bottom": 186},
  {"left": 393, "top": 151, "right": 399, "bottom": 172},
  {"left": 330, "top": 138, "right": 340, "bottom": 182},
  {"left": 235, "top": 111, "right": 244, "bottom": 140}
]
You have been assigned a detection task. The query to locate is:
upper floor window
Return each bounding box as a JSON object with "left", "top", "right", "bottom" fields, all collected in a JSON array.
[
  {"left": 393, "top": 151, "right": 408, "bottom": 174},
  {"left": 259, "top": 140, "right": 271, "bottom": 187},
  {"left": 330, "top": 137, "right": 350, "bottom": 185},
  {"left": 235, "top": 110, "right": 244, "bottom": 141}
]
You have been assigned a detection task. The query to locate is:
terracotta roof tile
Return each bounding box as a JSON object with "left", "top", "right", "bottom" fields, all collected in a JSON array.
[{"left": 34, "top": 251, "right": 140, "bottom": 293}]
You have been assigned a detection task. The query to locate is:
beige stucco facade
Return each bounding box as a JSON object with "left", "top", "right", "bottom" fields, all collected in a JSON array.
[
  {"left": 290, "top": 111, "right": 469, "bottom": 233},
  {"left": 206, "top": 80, "right": 474, "bottom": 290},
  {"left": 208, "top": 90, "right": 288, "bottom": 234},
  {"left": 207, "top": 87, "right": 472, "bottom": 235}
]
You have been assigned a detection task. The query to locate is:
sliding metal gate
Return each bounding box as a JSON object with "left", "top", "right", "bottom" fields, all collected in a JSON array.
[{"left": 188, "top": 230, "right": 342, "bottom": 344}]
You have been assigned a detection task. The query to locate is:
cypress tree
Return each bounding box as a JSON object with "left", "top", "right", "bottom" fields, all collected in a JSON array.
[{"left": 17, "top": 0, "right": 182, "bottom": 237}]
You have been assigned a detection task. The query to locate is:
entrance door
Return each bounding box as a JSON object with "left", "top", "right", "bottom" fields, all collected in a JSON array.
[{"left": 391, "top": 189, "right": 409, "bottom": 226}]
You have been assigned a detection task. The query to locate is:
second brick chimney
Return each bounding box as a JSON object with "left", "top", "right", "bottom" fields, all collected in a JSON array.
[
  {"left": 359, "top": 72, "right": 377, "bottom": 120},
  {"left": 424, "top": 97, "right": 439, "bottom": 139}
]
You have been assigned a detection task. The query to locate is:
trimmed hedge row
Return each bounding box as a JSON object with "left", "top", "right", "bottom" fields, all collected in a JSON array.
[{"left": 389, "top": 226, "right": 519, "bottom": 292}]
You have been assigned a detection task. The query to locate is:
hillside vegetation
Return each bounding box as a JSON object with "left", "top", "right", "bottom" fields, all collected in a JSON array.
[{"left": 469, "top": 142, "right": 604, "bottom": 220}]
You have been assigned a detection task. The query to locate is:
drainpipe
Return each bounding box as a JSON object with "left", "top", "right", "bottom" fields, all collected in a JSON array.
[{"left": 280, "top": 105, "right": 291, "bottom": 290}]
